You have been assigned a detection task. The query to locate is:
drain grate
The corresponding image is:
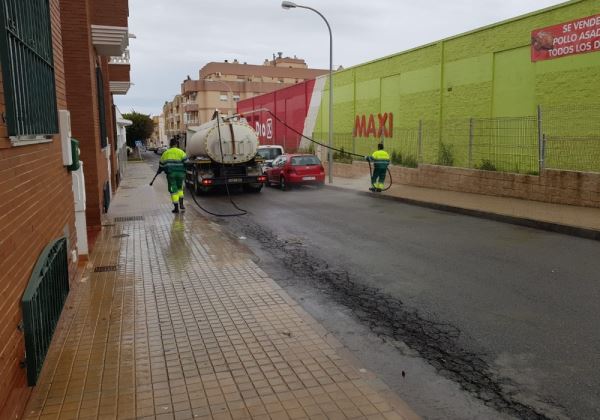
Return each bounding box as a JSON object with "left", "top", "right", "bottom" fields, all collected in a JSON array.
[
  {"left": 113, "top": 216, "right": 144, "bottom": 222},
  {"left": 94, "top": 265, "right": 118, "bottom": 273}
]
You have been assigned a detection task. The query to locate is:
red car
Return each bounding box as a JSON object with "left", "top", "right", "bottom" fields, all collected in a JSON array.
[{"left": 265, "top": 154, "right": 325, "bottom": 190}]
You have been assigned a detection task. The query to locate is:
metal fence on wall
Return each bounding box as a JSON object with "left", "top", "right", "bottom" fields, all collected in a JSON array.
[
  {"left": 470, "top": 117, "right": 539, "bottom": 174},
  {"left": 542, "top": 104, "right": 600, "bottom": 173},
  {"left": 314, "top": 103, "right": 600, "bottom": 174}
]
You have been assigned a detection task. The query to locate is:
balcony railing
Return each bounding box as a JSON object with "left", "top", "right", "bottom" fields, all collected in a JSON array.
[
  {"left": 109, "top": 49, "right": 130, "bottom": 65},
  {"left": 184, "top": 103, "right": 198, "bottom": 112}
]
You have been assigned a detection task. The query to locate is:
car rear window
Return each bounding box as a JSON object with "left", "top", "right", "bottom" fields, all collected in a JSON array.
[
  {"left": 257, "top": 148, "right": 283, "bottom": 160},
  {"left": 291, "top": 156, "right": 320, "bottom": 166}
]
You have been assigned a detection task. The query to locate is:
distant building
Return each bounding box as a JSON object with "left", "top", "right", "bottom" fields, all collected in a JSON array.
[
  {"left": 167, "top": 54, "right": 328, "bottom": 134},
  {"left": 163, "top": 94, "right": 185, "bottom": 138},
  {"left": 150, "top": 114, "right": 167, "bottom": 146}
]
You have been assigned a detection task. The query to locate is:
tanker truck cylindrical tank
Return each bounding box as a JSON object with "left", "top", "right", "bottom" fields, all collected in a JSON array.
[{"left": 186, "top": 118, "right": 259, "bottom": 164}]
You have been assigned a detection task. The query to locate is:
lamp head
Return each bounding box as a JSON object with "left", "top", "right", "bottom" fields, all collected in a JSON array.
[{"left": 281, "top": 1, "right": 297, "bottom": 9}]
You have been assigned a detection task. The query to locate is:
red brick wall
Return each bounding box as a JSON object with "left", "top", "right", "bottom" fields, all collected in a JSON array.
[
  {"left": 328, "top": 161, "right": 600, "bottom": 208},
  {"left": 108, "top": 63, "right": 130, "bottom": 82},
  {"left": 91, "top": 0, "right": 128, "bottom": 27},
  {"left": 0, "top": 0, "right": 77, "bottom": 416},
  {"left": 60, "top": 0, "right": 108, "bottom": 229}
]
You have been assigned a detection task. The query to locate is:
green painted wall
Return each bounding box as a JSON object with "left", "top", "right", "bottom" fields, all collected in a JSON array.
[{"left": 314, "top": 0, "right": 600, "bottom": 172}]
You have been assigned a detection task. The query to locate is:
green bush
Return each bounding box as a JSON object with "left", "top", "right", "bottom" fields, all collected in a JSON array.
[
  {"left": 402, "top": 154, "right": 419, "bottom": 168},
  {"left": 476, "top": 159, "right": 497, "bottom": 171},
  {"left": 390, "top": 150, "right": 402, "bottom": 165},
  {"left": 333, "top": 146, "right": 353, "bottom": 163},
  {"left": 437, "top": 142, "right": 454, "bottom": 167}
]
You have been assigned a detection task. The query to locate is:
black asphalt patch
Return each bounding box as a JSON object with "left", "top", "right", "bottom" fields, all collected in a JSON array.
[{"left": 238, "top": 221, "right": 564, "bottom": 420}]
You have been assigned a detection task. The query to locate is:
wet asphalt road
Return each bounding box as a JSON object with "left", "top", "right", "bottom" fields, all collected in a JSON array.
[
  {"left": 190, "top": 181, "right": 600, "bottom": 420},
  {"left": 145, "top": 154, "right": 598, "bottom": 418}
]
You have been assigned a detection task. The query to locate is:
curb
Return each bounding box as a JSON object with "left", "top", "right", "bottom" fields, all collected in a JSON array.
[{"left": 325, "top": 184, "right": 600, "bottom": 242}]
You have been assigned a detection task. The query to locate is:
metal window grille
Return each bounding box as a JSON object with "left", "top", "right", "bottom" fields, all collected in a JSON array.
[
  {"left": 0, "top": 0, "right": 58, "bottom": 138},
  {"left": 21, "top": 237, "right": 69, "bottom": 386},
  {"left": 96, "top": 67, "right": 107, "bottom": 148}
]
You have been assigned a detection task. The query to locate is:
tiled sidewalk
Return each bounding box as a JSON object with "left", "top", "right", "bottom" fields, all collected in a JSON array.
[{"left": 23, "top": 161, "right": 418, "bottom": 420}]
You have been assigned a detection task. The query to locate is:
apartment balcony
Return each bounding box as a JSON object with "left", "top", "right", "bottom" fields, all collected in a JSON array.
[
  {"left": 91, "top": 25, "right": 129, "bottom": 57},
  {"left": 184, "top": 103, "right": 198, "bottom": 112},
  {"left": 109, "top": 81, "right": 131, "bottom": 95},
  {"left": 109, "top": 49, "right": 130, "bottom": 65},
  {"left": 182, "top": 79, "right": 202, "bottom": 95},
  {"left": 108, "top": 49, "right": 130, "bottom": 95}
]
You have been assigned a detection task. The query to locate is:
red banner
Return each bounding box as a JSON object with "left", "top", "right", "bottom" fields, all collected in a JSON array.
[{"left": 531, "top": 14, "right": 600, "bottom": 62}]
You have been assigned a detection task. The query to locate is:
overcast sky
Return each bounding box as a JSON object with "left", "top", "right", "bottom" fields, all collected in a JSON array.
[{"left": 115, "top": 0, "right": 568, "bottom": 116}]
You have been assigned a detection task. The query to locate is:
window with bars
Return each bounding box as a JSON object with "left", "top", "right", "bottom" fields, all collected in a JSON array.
[{"left": 0, "top": 0, "right": 58, "bottom": 142}]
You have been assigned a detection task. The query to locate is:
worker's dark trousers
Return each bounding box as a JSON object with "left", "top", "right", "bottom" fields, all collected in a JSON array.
[{"left": 371, "top": 165, "right": 387, "bottom": 189}]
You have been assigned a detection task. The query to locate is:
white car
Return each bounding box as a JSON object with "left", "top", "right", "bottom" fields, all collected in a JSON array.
[{"left": 257, "top": 145, "right": 284, "bottom": 169}]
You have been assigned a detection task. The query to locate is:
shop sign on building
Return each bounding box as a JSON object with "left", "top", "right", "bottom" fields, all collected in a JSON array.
[
  {"left": 354, "top": 113, "right": 394, "bottom": 138},
  {"left": 255, "top": 118, "right": 273, "bottom": 140},
  {"left": 531, "top": 14, "right": 600, "bottom": 61}
]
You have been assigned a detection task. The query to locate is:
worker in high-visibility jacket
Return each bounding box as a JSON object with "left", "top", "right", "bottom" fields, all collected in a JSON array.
[
  {"left": 158, "top": 137, "right": 188, "bottom": 213},
  {"left": 366, "top": 143, "right": 390, "bottom": 192}
]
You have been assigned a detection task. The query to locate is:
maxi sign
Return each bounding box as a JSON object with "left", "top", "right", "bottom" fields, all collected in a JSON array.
[
  {"left": 354, "top": 113, "right": 394, "bottom": 138},
  {"left": 531, "top": 13, "right": 600, "bottom": 61}
]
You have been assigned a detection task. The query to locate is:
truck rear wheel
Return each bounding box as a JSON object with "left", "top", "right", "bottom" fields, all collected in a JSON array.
[
  {"left": 195, "top": 184, "right": 211, "bottom": 195},
  {"left": 244, "top": 183, "right": 263, "bottom": 193}
]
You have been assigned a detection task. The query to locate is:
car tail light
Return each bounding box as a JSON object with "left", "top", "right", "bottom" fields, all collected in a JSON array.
[
  {"left": 201, "top": 179, "right": 213, "bottom": 185},
  {"left": 319, "top": 165, "right": 325, "bottom": 171},
  {"left": 258, "top": 175, "right": 267, "bottom": 183}
]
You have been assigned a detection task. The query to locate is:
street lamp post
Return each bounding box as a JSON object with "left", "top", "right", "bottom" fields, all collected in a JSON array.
[{"left": 281, "top": 1, "right": 333, "bottom": 184}]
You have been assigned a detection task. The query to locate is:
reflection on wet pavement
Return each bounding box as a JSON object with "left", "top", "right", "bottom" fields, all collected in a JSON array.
[{"left": 23, "top": 161, "right": 416, "bottom": 420}]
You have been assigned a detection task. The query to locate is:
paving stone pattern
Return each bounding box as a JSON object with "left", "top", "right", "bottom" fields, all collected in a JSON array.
[{"left": 23, "top": 162, "right": 415, "bottom": 420}]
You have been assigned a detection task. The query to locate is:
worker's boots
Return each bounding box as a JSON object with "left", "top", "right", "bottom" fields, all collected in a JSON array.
[
  {"left": 172, "top": 203, "right": 179, "bottom": 214},
  {"left": 179, "top": 197, "right": 185, "bottom": 211}
]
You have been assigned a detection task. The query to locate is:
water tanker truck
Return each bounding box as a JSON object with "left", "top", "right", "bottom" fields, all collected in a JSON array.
[{"left": 184, "top": 115, "right": 266, "bottom": 194}]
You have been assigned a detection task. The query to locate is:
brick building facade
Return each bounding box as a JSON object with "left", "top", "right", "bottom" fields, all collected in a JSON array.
[
  {"left": 60, "top": 0, "right": 131, "bottom": 237},
  {"left": 0, "top": 0, "right": 131, "bottom": 416}
]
